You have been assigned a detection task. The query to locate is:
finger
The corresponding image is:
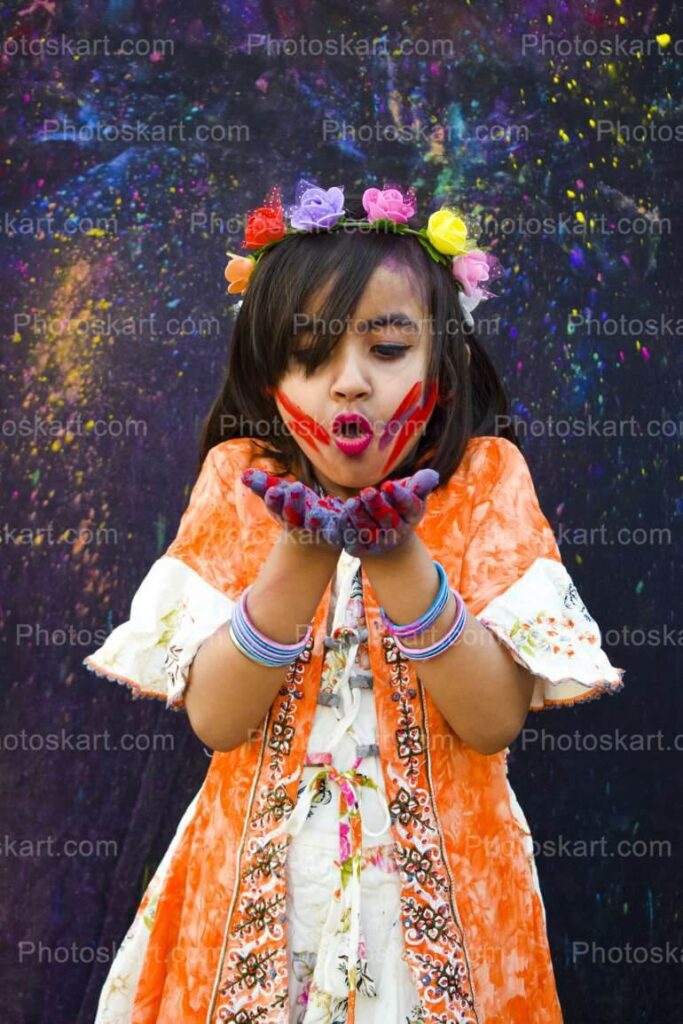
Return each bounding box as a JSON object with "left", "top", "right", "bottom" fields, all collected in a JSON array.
[
  {"left": 281, "top": 481, "right": 307, "bottom": 527},
  {"left": 318, "top": 511, "right": 345, "bottom": 548},
  {"left": 338, "top": 508, "right": 360, "bottom": 553},
  {"left": 241, "top": 468, "right": 287, "bottom": 498},
  {"left": 379, "top": 479, "right": 422, "bottom": 521},
  {"left": 344, "top": 495, "right": 382, "bottom": 547},
  {"left": 317, "top": 495, "right": 345, "bottom": 514},
  {"left": 305, "top": 499, "right": 339, "bottom": 537},
  {"left": 321, "top": 497, "right": 347, "bottom": 547},
  {"left": 407, "top": 468, "right": 440, "bottom": 498},
  {"left": 264, "top": 483, "right": 287, "bottom": 519},
  {"left": 358, "top": 487, "right": 402, "bottom": 531}
]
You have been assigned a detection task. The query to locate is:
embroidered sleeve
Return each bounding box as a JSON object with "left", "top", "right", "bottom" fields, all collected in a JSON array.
[
  {"left": 82, "top": 444, "right": 246, "bottom": 711},
  {"left": 457, "top": 438, "right": 624, "bottom": 710}
]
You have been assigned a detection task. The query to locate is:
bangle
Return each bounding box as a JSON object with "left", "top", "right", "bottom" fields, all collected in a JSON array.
[
  {"left": 392, "top": 589, "right": 468, "bottom": 661},
  {"left": 379, "top": 560, "right": 449, "bottom": 639},
  {"left": 228, "top": 585, "right": 313, "bottom": 667}
]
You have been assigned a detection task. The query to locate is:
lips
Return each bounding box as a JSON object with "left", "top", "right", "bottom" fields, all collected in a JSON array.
[
  {"left": 331, "top": 412, "right": 374, "bottom": 456},
  {"left": 332, "top": 412, "right": 373, "bottom": 436}
]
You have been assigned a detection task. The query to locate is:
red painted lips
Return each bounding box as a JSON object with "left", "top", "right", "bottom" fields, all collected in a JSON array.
[
  {"left": 332, "top": 412, "right": 374, "bottom": 456},
  {"left": 332, "top": 412, "right": 373, "bottom": 435}
]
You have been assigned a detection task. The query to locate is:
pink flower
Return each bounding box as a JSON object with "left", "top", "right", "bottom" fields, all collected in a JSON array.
[
  {"left": 338, "top": 779, "right": 357, "bottom": 809},
  {"left": 362, "top": 186, "right": 417, "bottom": 224},
  {"left": 339, "top": 821, "right": 351, "bottom": 862},
  {"left": 451, "top": 249, "right": 491, "bottom": 299}
]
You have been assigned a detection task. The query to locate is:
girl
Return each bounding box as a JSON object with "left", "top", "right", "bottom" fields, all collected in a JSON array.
[{"left": 84, "top": 181, "right": 624, "bottom": 1024}]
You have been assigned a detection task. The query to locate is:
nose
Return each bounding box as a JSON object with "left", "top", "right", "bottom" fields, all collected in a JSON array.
[{"left": 329, "top": 343, "right": 371, "bottom": 401}]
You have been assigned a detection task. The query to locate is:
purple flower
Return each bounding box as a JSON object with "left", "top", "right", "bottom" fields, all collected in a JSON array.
[{"left": 290, "top": 182, "right": 345, "bottom": 230}]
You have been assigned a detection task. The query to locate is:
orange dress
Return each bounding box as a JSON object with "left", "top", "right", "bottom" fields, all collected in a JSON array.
[{"left": 83, "top": 435, "right": 625, "bottom": 1024}]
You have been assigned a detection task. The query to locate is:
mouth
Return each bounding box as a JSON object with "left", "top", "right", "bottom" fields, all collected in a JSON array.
[{"left": 331, "top": 414, "right": 374, "bottom": 456}]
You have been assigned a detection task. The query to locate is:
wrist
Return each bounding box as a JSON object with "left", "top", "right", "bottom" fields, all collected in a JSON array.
[
  {"left": 358, "top": 529, "right": 419, "bottom": 563},
  {"left": 278, "top": 527, "right": 341, "bottom": 563}
]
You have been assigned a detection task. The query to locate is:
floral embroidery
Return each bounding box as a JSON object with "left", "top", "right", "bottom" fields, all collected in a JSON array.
[
  {"left": 406, "top": 1001, "right": 427, "bottom": 1024},
  {"left": 242, "top": 834, "right": 288, "bottom": 885},
  {"left": 477, "top": 556, "right": 624, "bottom": 706},
  {"left": 389, "top": 786, "right": 434, "bottom": 835},
  {"left": 375, "top": 640, "right": 478, "bottom": 1023},
  {"left": 360, "top": 842, "right": 397, "bottom": 874},
  {"left": 273, "top": 561, "right": 422, "bottom": 1023},
  {"left": 563, "top": 579, "right": 596, "bottom": 622},
  {"left": 294, "top": 773, "right": 333, "bottom": 820},
  {"left": 162, "top": 611, "right": 195, "bottom": 703},
  {"left": 506, "top": 610, "right": 599, "bottom": 660},
  {"left": 395, "top": 845, "right": 447, "bottom": 894},
  {"left": 250, "top": 783, "right": 296, "bottom": 830},
  {"left": 213, "top": 643, "right": 314, "bottom": 1022}
]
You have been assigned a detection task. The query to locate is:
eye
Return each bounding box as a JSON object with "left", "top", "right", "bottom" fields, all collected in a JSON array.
[
  {"left": 373, "top": 345, "right": 410, "bottom": 359},
  {"left": 291, "top": 344, "right": 410, "bottom": 365}
]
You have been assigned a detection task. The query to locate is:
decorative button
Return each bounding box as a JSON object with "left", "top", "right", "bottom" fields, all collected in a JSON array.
[
  {"left": 322, "top": 625, "right": 368, "bottom": 650},
  {"left": 355, "top": 742, "right": 380, "bottom": 759},
  {"left": 349, "top": 669, "right": 373, "bottom": 689},
  {"left": 317, "top": 690, "right": 342, "bottom": 707}
]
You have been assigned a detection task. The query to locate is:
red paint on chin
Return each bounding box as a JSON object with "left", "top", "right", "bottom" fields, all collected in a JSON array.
[
  {"left": 381, "top": 379, "right": 438, "bottom": 475},
  {"left": 274, "top": 388, "right": 331, "bottom": 454}
]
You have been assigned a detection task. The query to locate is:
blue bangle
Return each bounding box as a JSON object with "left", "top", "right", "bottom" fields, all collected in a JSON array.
[
  {"left": 229, "top": 586, "right": 312, "bottom": 667},
  {"left": 379, "top": 560, "right": 450, "bottom": 639},
  {"left": 392, "top": 589, "right": 468, "bottom": 661}
]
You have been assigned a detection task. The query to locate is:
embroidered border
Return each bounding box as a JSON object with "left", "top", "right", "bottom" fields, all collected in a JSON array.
[
  {"left": 382, "top": 636, "right": 479, "bottom": 1024},
  {"left": 209, "top": 638, "right": 314, "bottom": 1024}
]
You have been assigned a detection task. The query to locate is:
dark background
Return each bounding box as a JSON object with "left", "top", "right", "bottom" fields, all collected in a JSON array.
[{"left": 1, "top": 1, "right": 681, "bottom": 1021}]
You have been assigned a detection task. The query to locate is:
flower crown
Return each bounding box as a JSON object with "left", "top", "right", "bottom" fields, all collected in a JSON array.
[{"left": 224, "top": 179, "right": 501, "bottom": 328}]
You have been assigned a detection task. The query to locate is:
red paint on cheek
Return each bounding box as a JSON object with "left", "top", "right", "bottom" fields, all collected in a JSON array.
[
  {"left": 274, "top": 388, "right": 331, "bottom": 451},
  {"left": 289, "top": 420, "right": 321, "bottom": 454},
  {"left": 381, "top": 379, "right": 438, "bottom": 475},
  {"left": 389, "top": 380, "right": 423, "bottom": 423},
  {"left": 378, "top": 381, "right": 422, "bottom": 450}
]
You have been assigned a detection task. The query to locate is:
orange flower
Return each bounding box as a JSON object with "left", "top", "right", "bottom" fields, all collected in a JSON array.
[{"left": 225, "top": 255, "right": 254, "bottom": 294}]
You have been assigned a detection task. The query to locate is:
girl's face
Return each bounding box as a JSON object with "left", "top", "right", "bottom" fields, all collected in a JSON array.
[{"left": 272, "top": 261, "right": 437, "bottom": 500}]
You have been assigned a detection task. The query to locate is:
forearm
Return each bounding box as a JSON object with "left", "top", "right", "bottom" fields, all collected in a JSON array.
[
  {"left": 361, "top": 533, "right": 536, "bottom": 755},
  {"left": 185, "top": 531, "right": 340, "bottom": 752}
]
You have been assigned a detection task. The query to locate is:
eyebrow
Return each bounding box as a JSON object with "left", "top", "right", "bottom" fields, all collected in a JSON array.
[
  {"left": 298, "top": 311, "right": 419, "bottom": 332},
  {"left": 364, "top": 312, "right": 420, "bottom": 332}
]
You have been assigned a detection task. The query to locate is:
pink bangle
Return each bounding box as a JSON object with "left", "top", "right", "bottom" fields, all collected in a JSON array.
[{"left": 392, "top": 589, "right": 467, "bottom": 662}]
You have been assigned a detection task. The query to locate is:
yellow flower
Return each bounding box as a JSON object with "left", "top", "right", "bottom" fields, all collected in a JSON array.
[{"left": 425, "top": 209, "right": 469, "bottom": 256}]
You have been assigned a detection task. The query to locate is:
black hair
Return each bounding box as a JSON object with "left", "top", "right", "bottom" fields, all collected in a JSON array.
[{"left": 198, "top": 215, "right": 519, "bottom": 491}]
